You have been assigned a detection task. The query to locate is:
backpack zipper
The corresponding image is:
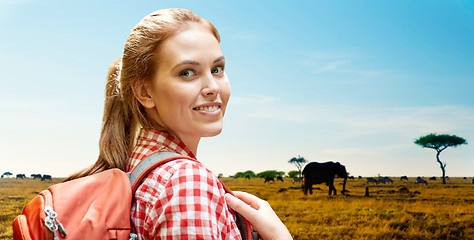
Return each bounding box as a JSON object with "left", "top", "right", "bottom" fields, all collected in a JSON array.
[{"left": 44, "top": 206, "right": 68, "bottom": 239}]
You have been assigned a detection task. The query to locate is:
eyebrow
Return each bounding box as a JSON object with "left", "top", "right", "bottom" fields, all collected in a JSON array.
[
  {"left": 172, "top": 56, "right": 225, "bottom": 70},
  {"left": 214, "top": 56, "right": 225, "bottom": 63}
]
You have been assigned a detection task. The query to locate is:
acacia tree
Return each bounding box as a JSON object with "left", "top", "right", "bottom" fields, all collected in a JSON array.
[
  {"left": 288, "top": 155, "right": 308, "bottom": 178},
  {"left": 414, "top": 133, "right": 467, "bottom": 184}
]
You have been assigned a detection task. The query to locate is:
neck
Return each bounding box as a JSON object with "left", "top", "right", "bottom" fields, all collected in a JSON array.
[{"left": 174, "top": 133, "right": 200, "bottom": 156}]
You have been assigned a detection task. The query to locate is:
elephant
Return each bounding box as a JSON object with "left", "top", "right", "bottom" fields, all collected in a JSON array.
[{"left": 302, "top": 161, "right": 348, "bottom": 195}]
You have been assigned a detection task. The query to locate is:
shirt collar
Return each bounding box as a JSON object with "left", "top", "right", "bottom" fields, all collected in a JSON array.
[
  {"left": 127, "top": 128, "right": 197, "bottom": 172},
  {"left": 136, "top": 128, "right": 196, "bottom": 159}
]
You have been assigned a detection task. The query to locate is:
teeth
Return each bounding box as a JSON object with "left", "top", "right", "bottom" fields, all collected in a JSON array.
[{"left": 195, "top": 106, "right": 220, "bottom": 112}]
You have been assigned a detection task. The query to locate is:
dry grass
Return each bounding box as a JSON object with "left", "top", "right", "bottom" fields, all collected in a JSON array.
[
  {"left": 0, "top": 178, "right": 62, "bottom": 239},
  {"left": 222, "top": 177, "right": 474, "bottom": 240},
  {"left": 1, "top": 177, "right": 473, "bottom": 239}
]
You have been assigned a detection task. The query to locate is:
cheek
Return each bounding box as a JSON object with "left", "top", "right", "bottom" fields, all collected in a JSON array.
[
  {"left": 158, "top": 89, "right": 186, "bottom": 113},
  {"left": 156, "top": 84, "right": 197, "bottom": 118},
  {"left": 220, "top": 80, "right": 231, "bottom": 108}
]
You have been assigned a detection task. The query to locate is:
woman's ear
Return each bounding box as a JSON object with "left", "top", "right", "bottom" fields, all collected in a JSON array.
[{"left": 131, "top": 79, "right": 156, "bottom": 109}]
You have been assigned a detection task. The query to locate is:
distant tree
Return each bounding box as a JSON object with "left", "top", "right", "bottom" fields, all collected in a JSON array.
[
  {"left": 235, "top": 170, "right": 256, "bottom": 178},
  {"left": 234, "top": 172, "right": 245, "bottom": 178},
  {"left": 415, "top": 133, "right": 467, "bottom": 184},
  {"left": 243, "top": 170, "right": 256, "bottom": 178},
  {"left": 2, "top": 172, "right": 13, "bottom": 178},
  {"left": 288, "top": 155, "right": 308, "bottom": 178},
  {"left": 217, "top": 173, "right": 224, "bottom": 178},
  {"left": 288, "top": 170, "right": 299, "bottom": 178},
  {"left": 256, "top": 170, "right": 284, "bottom": 179}
]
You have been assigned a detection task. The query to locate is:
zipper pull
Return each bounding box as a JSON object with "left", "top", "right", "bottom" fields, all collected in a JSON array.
[
  {"left": 57, "top": 221, "right": 68, "bottom": 237},
  {"left": 44, "top": 206, "right": 57, "bottom": 232}
]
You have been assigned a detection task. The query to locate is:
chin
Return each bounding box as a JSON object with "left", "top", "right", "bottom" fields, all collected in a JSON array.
[
  {"left": 203, "top": 129, "right": 222, "bottom": 137},
  {"left": 200, "top": 125, "right": 223, "bottom": 137}
]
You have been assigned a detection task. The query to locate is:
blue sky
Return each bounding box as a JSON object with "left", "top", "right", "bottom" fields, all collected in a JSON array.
[{"left": 1, "top": 0, "right": 473, "bottom": 178}]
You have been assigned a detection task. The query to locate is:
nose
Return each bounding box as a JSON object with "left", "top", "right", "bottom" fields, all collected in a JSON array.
[{"left": 201, "top": 73, "right": 220, "bottom": 97}]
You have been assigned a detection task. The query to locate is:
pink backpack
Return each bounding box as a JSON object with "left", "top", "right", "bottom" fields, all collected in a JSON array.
[{"left": 13, "top": 152, "right": 253, "bottom": 240}]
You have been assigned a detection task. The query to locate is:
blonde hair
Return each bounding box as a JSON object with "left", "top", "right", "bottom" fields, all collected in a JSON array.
[{"left": 65, "top": 9, "right": 220, "bottom": 181}]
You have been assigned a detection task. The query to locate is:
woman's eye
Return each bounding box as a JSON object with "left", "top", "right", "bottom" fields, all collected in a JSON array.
[
  {"left": 180, "top": 69, "right": 195, "bottom": 77},
  {"left": 212, "top": 66, "right": 224, "bottom": 74}
]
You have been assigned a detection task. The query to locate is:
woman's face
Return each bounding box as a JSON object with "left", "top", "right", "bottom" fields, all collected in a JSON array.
[{"left": 149, "top": 22, "right": 230, "bottom": 142}]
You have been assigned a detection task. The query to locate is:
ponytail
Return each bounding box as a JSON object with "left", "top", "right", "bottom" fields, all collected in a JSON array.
[{"left": 64, "top": 58, "right": 136, "bottom": 181}]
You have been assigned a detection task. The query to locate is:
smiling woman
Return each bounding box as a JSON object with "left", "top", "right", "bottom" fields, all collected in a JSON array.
[
  {"left": 135, "top": 22, "right": 231, "bottom": 153},
  {"left": 62, "top": 8, "right": 291, "bottom": 240}
]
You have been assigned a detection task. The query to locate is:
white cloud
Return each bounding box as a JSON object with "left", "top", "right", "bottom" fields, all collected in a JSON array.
[
  {"left": 312, "top": 61, "right": 348, "bottom": 74},
  {"left": 299, "top": 51, "right": 354, "bottom": 61},
  {"left": 324, "top": 147, "right": 386, "bottom": 157},
  {"left": 230, "top": 95, "right": 474, "bottom": 136},
  {"left": 297, "top": 51, "right": 392, "bottom": 78},
  {"left": 342, "top": 105, "right": 474, "bottom": 136},
  {"left": 231, "top": 95, "right": 276, "bottom": 104}
]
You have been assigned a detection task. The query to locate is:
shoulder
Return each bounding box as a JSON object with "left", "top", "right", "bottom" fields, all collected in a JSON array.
[{"left": 152, "top": 157, "right": 214, "bottom": 183}]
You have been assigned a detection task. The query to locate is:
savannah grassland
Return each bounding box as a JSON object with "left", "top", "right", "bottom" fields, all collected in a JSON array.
[{"left": 1, "top": 177, "right": 473, "bottom": 240}]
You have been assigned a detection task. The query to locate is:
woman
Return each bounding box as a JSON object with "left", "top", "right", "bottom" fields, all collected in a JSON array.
[{"left": 67, "top": 8, "right": 291, "bottom": 240}]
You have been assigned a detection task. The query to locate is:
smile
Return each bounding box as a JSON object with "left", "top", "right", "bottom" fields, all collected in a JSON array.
[{"left": 193, "top": 105, "right": 221, "bottom": 112}]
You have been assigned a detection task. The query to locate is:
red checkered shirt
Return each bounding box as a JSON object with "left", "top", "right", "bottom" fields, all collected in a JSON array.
[{"left": 127, "top": 128, "right": 242, "bottom": 239}]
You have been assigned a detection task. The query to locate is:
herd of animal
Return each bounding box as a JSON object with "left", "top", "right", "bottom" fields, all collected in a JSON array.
[
  {"left": 1, "top": 173, "right": 52, "bottom": 181},
  {"left": 263, "top": 176, "right": 284, "bottom": 183},
  {"left": 262, "top": 161, "right": 473, "bottom": 196},
  {"left": 365, "top": 176, "right": 435, "bottom": 185}
]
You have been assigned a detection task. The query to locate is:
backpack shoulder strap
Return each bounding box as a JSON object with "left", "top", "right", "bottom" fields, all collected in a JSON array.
[{"left": 127, "top": 151, "right": 197, "bottom": 192}]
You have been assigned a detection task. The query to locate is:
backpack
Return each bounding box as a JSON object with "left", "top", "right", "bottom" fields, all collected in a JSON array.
[{"left": 12, "top": 152, "right": 253, "bottom": 240}]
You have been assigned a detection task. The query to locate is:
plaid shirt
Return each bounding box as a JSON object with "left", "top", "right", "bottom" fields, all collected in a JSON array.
[{"left": 127, "top": 128, "right": 242, "bottom": 239}]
